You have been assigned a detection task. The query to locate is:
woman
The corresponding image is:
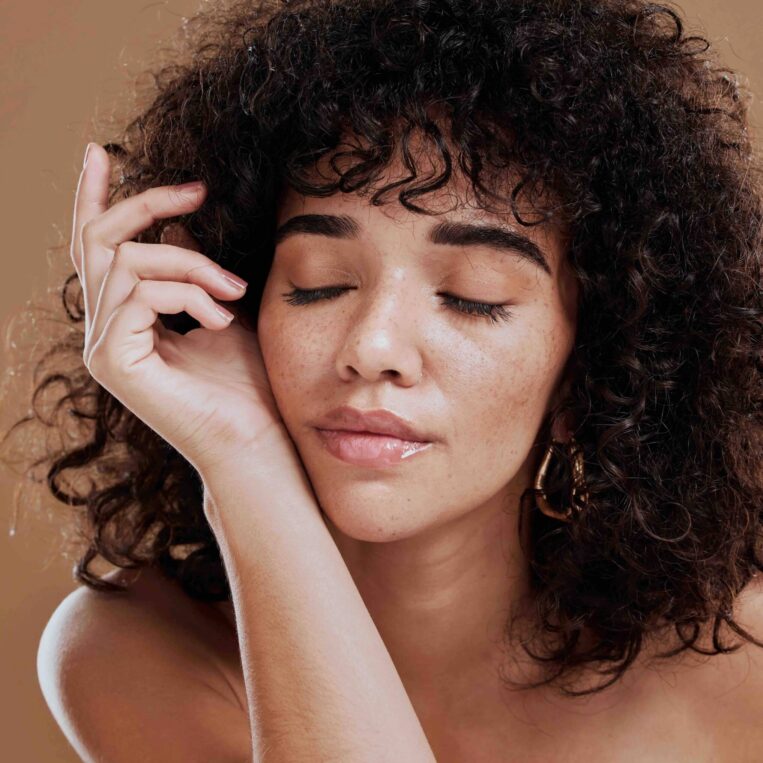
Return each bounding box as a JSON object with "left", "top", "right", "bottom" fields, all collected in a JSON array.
[{"left": 6, "top": 0, "right": 761, "bottom": 759}]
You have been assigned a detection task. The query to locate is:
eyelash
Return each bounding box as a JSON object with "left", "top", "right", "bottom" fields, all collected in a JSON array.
[{"left": 280, "top": 286, "right": 514, "bottom": 325}]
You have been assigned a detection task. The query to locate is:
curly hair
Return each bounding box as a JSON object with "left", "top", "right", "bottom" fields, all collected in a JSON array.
[{"left": 2, "top": 0, "right": 761, "bottom": 697}]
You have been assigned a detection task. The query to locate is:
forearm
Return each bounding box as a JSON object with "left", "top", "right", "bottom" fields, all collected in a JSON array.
[{"left": 200, "top": 431, "right": 436, "bottom": 763}]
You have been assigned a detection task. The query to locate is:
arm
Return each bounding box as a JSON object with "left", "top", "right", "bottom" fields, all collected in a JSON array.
[
  {"left": 201, "top": 425, "right": 437, "bottom": 763},
  {"left": 65, "top": 145, "right": 434, "bottom": 761}
]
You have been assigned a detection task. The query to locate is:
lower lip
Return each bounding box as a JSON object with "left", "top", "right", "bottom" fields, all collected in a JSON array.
[{"left": 315, "top": 429, "right": 433, "bottom": 468}]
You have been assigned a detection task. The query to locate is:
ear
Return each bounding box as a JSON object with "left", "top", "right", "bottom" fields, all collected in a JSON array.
[
  {"left": 158, "top": 223, "right": 257, "bottom": 332},
  {"left": 160, "top": 222, "right": 203, "bottom": 252},
  {"left": 550, "top": 409, "right": 576, "bottom": 443},
  {"left": 547, "top": 359, "right": 577, "bottom": 442}
]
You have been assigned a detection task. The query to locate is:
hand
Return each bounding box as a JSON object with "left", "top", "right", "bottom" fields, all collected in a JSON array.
[{"left": 71, "top": 143, "right": 283, "bottom": 476}]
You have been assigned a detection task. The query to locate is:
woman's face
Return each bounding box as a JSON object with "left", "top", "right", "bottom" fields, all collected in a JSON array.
[{"left": 256, "top": 163, "right": 578, "bottom": 542}]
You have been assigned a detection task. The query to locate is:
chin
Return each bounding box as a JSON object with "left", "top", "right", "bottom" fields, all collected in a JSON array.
[
  {"left": 317, "top": 493, "right": 426, "bottom": 543},
  {"left": 299, "top": 447, "right": 449, "bottom": 543}
]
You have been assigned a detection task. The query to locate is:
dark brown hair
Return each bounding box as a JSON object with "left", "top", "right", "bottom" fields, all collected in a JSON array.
[{"left": 2, "top": 0, "right": 761, "bottom": 696}]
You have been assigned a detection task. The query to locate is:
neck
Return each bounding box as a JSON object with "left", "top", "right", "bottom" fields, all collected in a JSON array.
[{"left": 323, "top": 466, "right": 537, "bottom": 719}]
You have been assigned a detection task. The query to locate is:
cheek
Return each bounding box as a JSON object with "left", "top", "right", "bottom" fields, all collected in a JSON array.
[
  {"left": 448, "top": 319, "right": 572, "bottom": 473},
  {"left": 256, "top": 299, "right": 336, "bottom": 427}
]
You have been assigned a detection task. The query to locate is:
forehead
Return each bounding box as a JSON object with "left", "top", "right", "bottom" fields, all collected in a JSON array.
[
  {"left": 275, "top": 172, "right": 569, "bottom": 277},
  {"left": 274, "top": 120, "right": 572, "bottom": 274},
  {"left": 277, "top": 121, "right": 565, "bottom": 231},
  {"left": 279, "top": 150, "right": 550, "bottom": 221}
]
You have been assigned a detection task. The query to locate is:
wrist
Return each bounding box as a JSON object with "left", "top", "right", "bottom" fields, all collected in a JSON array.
[
  {"left": 198, "top": 422, "right": 320, "bottom": 527},
  {"left": 198, "top": 419, "right": 294, "bottom": 480}
]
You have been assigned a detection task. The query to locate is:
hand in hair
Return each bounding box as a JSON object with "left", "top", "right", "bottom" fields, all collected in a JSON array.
[{"left": 72, "top": 143, "right": 286, "bottom": 478}]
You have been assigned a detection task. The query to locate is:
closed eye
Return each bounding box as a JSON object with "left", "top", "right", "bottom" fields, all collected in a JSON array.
[{"left": 280, "top": 285, "right": 514, "bottom": 325}]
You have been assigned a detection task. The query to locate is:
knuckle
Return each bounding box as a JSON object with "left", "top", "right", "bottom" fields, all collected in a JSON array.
[
  {"left": 186, "top": 259, "right": 216, "bottom": 281},
  {"left": 112, "top": 241, "right": 135, "bottom": 263},
  {"left": 85, "top": 327, "right": 120, "bottom": 378},
  {"left": 131, "top": 279, "right": 150, "bottom": 298},
  {"left": 190, "top": 282, "right": 209, "bottom": 302},
  {"left": 80, "top": 218, "right": 99, "bottom": 246},
  {"left": 182, "top": 247, "right": 212, "bottom": 266},
  {"left": 137, "top": 194, "right": 154, "bottom": 219},
  {"left": 84, "top": 346, "right": 100, "bottom": 375}
]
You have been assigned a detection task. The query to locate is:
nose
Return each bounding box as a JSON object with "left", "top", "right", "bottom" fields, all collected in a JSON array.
[{"left": 334, "top": 280, "right": 424, "bottom": 387}]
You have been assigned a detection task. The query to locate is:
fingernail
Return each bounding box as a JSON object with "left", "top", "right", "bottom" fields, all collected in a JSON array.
[
  {"left": 83, "top": 143, "right": 93, "bottom": 169},
  {"left": 219, "top": 271, "right": 248, "bottom": 291},
  {"left": 176, "top": 181, "right": 205, "bottom": 194},
  {"left": 214, "top": 305, "right": 235, "bottom": 322}
]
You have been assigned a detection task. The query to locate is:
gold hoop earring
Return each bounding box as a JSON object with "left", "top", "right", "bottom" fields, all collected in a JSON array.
[{"left": 533, "top": 436, "right": 590, "bottom": 522}]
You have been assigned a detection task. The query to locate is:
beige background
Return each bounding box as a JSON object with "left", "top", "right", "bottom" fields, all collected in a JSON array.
[{"left": 0, "top": 1, "right": 760, "bottom": 760}]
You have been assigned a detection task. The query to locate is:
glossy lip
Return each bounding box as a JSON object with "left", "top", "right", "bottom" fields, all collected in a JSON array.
[
  {"left": 312, "top": 406, "right": 436, "bottom": 443},
  {"left": 314, "top": 429, "right": 434, "bottom": 468}
]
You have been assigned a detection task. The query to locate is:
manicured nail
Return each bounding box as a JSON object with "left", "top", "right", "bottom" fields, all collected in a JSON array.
[
  {"left": 83, "top": 143, "right": 93, "bottom": 169},
  {"left": 176, "top": 181, "right": 205, "bottom": 194},
  {"left": 214, "top": 305, "right": 235, "bottom": 322},
  {"left": 218, "top": 271, "right": 248, "bottom": 291}
]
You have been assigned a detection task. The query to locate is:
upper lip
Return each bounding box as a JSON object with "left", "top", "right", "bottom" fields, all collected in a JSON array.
[{"left": 314, "top": 406, "right": 435, "bottom": 442}]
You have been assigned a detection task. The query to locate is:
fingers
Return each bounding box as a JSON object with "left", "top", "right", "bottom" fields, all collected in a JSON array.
[
  {"left": 70, "top": 144, "right": 109, "bottom": 276},
  {"left": 87, "top": 241, "right": 248, "bottom": 348},
  {"left": 83, "top": 179, "right": 207, "bottom": 252},
  {"left": 71, "top": 141, "right": 208, "bottom": 337},
  {"left": 85, "top": 280, "right": 236, "bottom": 373},
  {"left": 70, "top": 144, "right": 110, "bottom": 327}
]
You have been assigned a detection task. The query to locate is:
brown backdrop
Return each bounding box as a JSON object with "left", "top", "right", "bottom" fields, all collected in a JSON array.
[{"left": 0, "top": 1, "right": 760, "bottom": 760}]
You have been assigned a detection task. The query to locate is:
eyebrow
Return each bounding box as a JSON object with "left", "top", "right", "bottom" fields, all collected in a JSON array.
[{"left": 273, "top": 213, "right": 551, "bottom": 276}]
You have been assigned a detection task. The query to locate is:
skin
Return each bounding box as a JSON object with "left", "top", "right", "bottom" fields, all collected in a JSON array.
[
  {"left": 52, "top": 140, "right": 441, "bottom": 761},
  {"left": 40, "top": 140, "right": 763, "bottom": 761},
  {"left": 247, "top": 150, "right": 763, "bottom": 755},
  {"left": 254, "top": 146, "right": 580, "bottom": 725}
]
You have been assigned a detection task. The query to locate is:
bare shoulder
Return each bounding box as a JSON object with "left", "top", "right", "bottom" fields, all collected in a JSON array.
[
  {"left": 669, "top": 575, "right": 763, "bottom": 760},
  {"left": 37, "top": 566, "right": 250, "bottom": 763}
]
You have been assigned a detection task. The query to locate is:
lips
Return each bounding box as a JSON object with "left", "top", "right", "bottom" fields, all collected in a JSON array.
[
  {"left": 315, "top": 429, "right": 433, "bottom": 468},
  {"left": 313, "top": 406, "right": 435, "bottom": 443}
]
